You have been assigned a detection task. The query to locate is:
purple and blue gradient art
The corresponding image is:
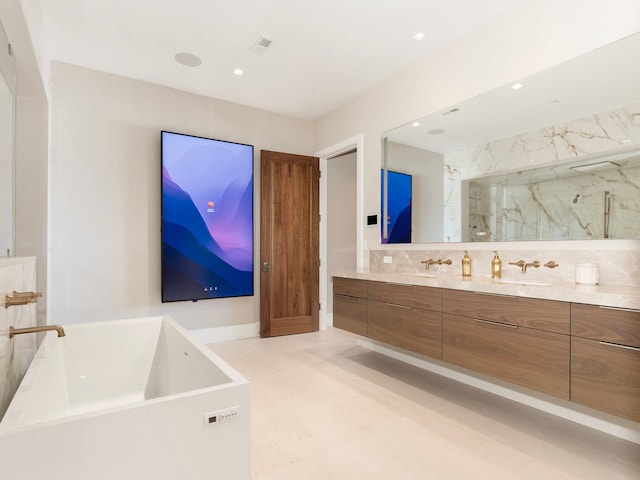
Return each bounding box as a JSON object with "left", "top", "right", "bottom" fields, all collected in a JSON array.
[{"left": 161, "top": 131, "right": 254, "bottom": 302}]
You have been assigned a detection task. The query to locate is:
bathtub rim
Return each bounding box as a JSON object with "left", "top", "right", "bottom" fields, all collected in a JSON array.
[{"left": 0, "top": 315, "right": 249, "bottom": 435}]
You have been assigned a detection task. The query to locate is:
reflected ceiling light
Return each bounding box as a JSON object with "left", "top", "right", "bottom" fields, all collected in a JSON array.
[
  {"left": 413, "top": 32, "right": 425, "bottom": 41},
  {"left": 412, "top": 121, "right": 420, "bottom": 127},
  {"left": 428, "top": 128, "right": 446, "bottom": 135},
  {"left": 233, "top": 68, "right": 244, "bottom": 76},
  {"left": 569, "top": 161, "right": 621, "bottom": 173},
  {"left": 511, "top": 82, "right": 523, "bottom": 90},
  {"left": 174, "top": 52, "right": 202, "bottom": 67}
]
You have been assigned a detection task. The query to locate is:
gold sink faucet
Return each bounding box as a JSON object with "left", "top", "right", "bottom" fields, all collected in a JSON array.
[{"left": 508, "top": 259, "right": 541, "bottom": 273}]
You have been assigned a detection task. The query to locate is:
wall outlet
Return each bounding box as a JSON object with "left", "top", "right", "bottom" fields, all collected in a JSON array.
[
  {"left": 383, "top": 256, "right": 392, "bottom": 264},
  {"left": 204, "top": 406, "right": 240, "bottom": 427}
]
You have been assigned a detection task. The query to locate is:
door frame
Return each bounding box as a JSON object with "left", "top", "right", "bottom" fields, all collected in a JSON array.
[{"left": 315, "top": 133, "right": 365, "bottom": 331}]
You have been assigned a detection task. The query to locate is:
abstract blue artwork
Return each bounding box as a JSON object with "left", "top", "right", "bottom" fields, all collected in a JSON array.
[
  {"left": 161, "top": 131, "right": 254, "bottom": 302},
  {"left": 381, "top": 169, "right": 412, "bottom": 244}
]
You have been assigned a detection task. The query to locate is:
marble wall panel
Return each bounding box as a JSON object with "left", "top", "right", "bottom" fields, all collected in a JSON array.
[
  {"left": 370, "top": 247, "right": 640, "bottom": 287},
  {"left": 0, "top": 257, "right": 37, "bottom": 420}
]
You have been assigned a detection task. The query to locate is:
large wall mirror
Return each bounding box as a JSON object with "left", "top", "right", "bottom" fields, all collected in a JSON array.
[
  {"left": 0, "top": 20, "right": 15, "bottom": 256},
  {"left": 382, "top": 32, "right": 640, "bottom": 244}
]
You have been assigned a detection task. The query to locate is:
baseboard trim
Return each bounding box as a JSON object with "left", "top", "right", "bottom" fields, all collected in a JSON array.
[
  {"left": 357, "top": 338, "right": 640, "bottom": 445},
  {"left": 189, "top": 322, "right": 260, "bottom": 345}
]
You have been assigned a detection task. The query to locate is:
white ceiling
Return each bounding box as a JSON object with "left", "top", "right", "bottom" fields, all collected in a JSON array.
[{"left": 35, "top": 0, "right": 526, "bottom": 120}]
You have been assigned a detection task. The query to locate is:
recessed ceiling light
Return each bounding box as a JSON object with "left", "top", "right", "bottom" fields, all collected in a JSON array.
[
  {"left": 174, "top": 52, "right": 202, "bottom": 67},
  {"left": 413, "top": 32, "right": 425, "bottom": 41},
  {"left": 412, "top": 122, "right": 420, "bottom": 127},
  {"left": 511, "top": 82, "right": 523, "bottom": 90},
  {"left": 233, "top": 68, "right": 244, "bottom": 76}
]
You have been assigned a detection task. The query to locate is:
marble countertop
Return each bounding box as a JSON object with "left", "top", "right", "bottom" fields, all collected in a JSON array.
[{"left": 335, "top": 271, "right": 640, "bottom": 310}]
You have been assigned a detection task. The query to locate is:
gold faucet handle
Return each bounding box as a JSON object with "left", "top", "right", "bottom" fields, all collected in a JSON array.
[
  {"left": 544, "top": 261, "right": 559, "bottom": 269},
  {"left": 530, "top": 261, "right": 541, "bottom": 268},
  {"left": 12, "top": 291, "right": 43, "bottom": 299},
  {"left": 442, "top": 259, "right": 452, "bottom": 265},
  {"left": 4, "top": 291, "right": 42, "bottom": 308}
]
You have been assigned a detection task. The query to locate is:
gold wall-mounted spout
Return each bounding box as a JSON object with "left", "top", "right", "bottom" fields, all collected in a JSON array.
[
  {"left": 3, "top": 291, "right": 42, "bottom": 308},
  {"left": 9, "top": 325, "right": 66, "bottom": 338},
  {"left": 420, "top": 258, "right": 439, "bottom": 270},
  {"left": 420, "top": 258, "right": 453, "bottom": 270},
  {"left": 508, "top": 260, "right": 541, "bottom": 273}
]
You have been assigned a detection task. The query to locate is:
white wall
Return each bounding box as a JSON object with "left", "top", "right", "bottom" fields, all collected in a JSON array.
[
  {"left": 48, "top": 62, "right": 314, "bottom": 330},
  {"left": 326, "top": 151, "right": 357, "bottom": 315},
  {"left": 314, "top": 0, "right": 640, "bottom": 262},
  {"left": 386, "top": 142, "right": 444, "bottom": 243}
]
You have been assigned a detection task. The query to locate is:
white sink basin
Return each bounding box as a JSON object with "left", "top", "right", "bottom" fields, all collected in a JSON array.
[{"left": 495, "top": 279, "right": 552, "bottom": 286}]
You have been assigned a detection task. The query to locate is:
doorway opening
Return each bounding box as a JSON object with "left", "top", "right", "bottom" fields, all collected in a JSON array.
[{"left": 316, "top": 134, "right": 364, "bottom": 330}]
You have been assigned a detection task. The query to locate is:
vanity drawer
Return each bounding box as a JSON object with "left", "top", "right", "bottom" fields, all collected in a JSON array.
[
  {"left": 443, "top": 313, "right": 570, "bottom": 399},
  {"left": 367, "top": 281, "right": 441, "bottom": 311},
  {"left": 571, "top": 303, "right": 640, "bottom": 348},
  {"left": 368, "top": 301, "right": 441, "bottom": 359},
  {"left": 333, "top": 277, "right": 368, "bottom": 299},
  {"left": 442, "top": 289, "right": 569, "bottom": 334}
]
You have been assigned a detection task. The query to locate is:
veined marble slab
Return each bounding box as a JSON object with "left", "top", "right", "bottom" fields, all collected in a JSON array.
[{"left": 0, "top": 257, "right": 37, "bottom": 420}]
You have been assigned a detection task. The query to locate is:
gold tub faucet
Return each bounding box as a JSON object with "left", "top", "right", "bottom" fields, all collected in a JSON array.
[{"left": 9, "top": 325, "right": 66, "bottom": 338}]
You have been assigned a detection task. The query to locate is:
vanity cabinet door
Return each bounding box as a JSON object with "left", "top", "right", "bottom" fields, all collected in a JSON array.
[
  {"left": 334, "top": 294, "right": 368, "bottom": 336},
  {"left": 571, "top": 337, "right": 640, "bottom": 422},
  {"left": 333, "top": 277, "right": 368, "bottom": 336},
  {"left": 570, "top": 303, "right": 640, "bottom": 422},
  {"left": 368, "top": 301, "right": 441, "bottom": 359},
  {"left": 443, "top": 313, "right": 570, "bottom": 399}
]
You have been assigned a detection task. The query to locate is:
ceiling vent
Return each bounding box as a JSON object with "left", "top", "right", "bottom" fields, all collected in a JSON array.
[{"left": 249, "top": 36, "right": 273, "bottom": 55}]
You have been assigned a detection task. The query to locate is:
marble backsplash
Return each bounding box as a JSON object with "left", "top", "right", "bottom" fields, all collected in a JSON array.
[
  {"left": 444, "top": 102, "right": 640, "bottom": 241},
  {"left": 0, "top": 257, "right": 37, "bottom": 421},
  {"left": 370, "top": 247, "right": 640, "bottom": 288}
]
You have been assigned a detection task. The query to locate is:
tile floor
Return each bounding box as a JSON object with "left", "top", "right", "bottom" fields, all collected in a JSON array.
[{"left": 210, "top": 327, "right": 640, "bottom": 480}]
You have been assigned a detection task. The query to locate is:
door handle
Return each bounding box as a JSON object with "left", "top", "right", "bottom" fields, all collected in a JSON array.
[{"left": 263, "top": 261, "right": 270, "bottom": 272}]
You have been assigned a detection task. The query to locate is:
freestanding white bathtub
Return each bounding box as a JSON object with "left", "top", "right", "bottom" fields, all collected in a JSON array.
[{"left": 0, "top": 316, "right": 250, "bottom": 479}]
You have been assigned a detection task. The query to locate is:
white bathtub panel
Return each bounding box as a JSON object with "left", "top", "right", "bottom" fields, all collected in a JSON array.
[
  {"left": 145, "top": 319, "right": 232, "bottom": 399},
  {"left": 0, "top": 382, "right": 250, "bottom": 479},
  {"left": 63, "top": 317, "right": 163, "bottom": 407}
]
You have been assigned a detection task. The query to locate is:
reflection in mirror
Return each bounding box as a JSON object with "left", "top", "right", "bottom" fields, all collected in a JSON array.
[
  {"left": 0, "top": 20, "right": 15, "bottom": 256},
  {"left": 464, "top": 149, "right": 640, "bottom": 241},
  {"left": 382, "top": 32, "right": 640, "bottom": 243}
]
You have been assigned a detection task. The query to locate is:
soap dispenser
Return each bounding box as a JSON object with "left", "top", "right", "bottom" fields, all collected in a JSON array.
[
  {"left": 462, "top": 251, "right": 471, "bottom": 277},
  {"left": 491, "top": 250, "right": 502, "bottom": 278}
]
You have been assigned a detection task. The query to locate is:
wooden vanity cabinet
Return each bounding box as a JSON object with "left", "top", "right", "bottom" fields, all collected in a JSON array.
[
  {"left": 367, "top": 282, "right": 442, "bottom": 359},
  {"left": 333, "top": 277, "right": 368, "bottom": 336},
  {"left": 442, "top": 290, "right": 570, "bottom": 399},
  {"left": 570, "top": 303, "right": 640, "bottom": 422}
]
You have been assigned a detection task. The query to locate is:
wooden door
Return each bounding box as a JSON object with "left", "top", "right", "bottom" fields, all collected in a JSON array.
[{"left": 260, "top": 150, "right": 320, "bottom": 337}]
